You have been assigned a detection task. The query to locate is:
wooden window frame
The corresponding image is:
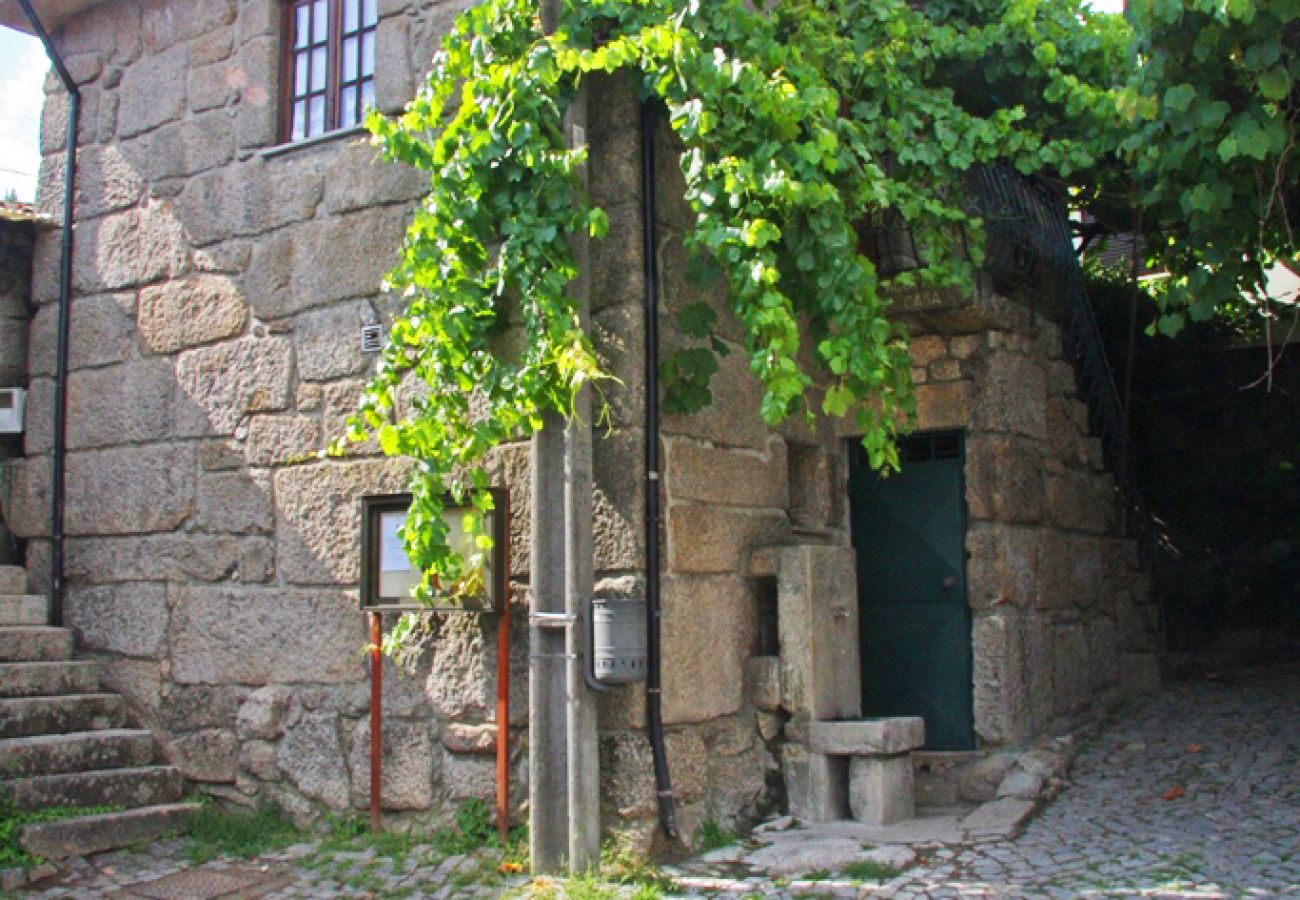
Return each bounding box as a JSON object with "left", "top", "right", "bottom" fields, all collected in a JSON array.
[{"left": 279, "top": 0, "right": 378, "bottom": 143}]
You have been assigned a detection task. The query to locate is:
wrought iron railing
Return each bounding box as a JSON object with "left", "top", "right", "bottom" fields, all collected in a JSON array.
[{"left": 875, "top": 165, "right": 1156, "bottom": 559}]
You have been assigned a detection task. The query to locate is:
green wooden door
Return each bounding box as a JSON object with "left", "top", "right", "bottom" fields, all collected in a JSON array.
[{"left": 848, "top": 432, "right": 974, "bottom": 751}]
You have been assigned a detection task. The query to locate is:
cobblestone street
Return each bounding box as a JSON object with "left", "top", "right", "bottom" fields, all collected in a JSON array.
[{"left": 14, "top": 664, "right": 1299, "bottom": 899}]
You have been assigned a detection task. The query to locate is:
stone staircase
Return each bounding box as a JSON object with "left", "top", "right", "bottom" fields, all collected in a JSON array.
[{"left": 0, "top": 565, "right": 198, "bottom": 860}]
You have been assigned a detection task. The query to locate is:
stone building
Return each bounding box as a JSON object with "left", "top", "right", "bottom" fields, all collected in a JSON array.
[{"left": 0, "top": 0, "right": 1161, "bottom": 856}]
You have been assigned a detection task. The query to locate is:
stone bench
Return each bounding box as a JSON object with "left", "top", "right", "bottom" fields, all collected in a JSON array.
[{"left": 809, "top": 716, "right": 925, "bottom": 826}]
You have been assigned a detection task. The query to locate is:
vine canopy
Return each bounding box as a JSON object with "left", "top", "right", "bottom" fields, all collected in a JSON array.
[{"left": 341, "top": 0, "right": 1297, "bottom": 606}]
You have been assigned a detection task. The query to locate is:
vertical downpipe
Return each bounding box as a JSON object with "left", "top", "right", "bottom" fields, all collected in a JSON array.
[
  {"left": 640, "top": 100, "right": 677, "bottom": 838},
  {"left": 17, "top": 0, "right": 78, "bottom": 627}
]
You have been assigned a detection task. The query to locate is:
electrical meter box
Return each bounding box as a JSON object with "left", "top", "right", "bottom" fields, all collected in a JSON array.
[
  {"left": 0, "top": 389, "right": 25, "bottom": 434},
  {"left": 591, "top": 597, "right": 647, "bottom": 684}
]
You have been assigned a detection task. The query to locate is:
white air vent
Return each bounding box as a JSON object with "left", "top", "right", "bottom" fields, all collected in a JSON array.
[
  {"left": 360, "top": 324, "right": 384, "bottom": 354},
  {"left": 0, "top": 388, "right": 26, "bottom": 434}
]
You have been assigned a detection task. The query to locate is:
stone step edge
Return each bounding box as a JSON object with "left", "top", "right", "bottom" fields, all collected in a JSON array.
[
  {"left": 0, "top": 728, "right": 157, "bottom": 776},
  {"left": 18, "top": 801, "right": 200, "bottom": 861},
  {"left": 0, "top": 661, "right": 101, "bottom": 697},
  {"left": 1, "top": 765, "right": 184, "bottom": 811},
  {"left": 0, "top": 693, "right": 128, "bottom": 738}
]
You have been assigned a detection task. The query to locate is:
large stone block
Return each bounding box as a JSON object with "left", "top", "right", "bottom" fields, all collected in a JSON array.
[
  {"left": 1024, "top": 615, "right": 1055, "bottom": 729},
  {"left": 170, "top": 585, "right": 365, "bottom": 684},
  {"left": 666, "top": 436, "right": 788, "bottom": 510},
  {"left": 176, "top": 335, "right": 293, "bottom": 436},
  {"left": 89, "top": 205, "right": 190, "bottom": 291},
  {"left": 76, "top": 145, "right": 147, "bottom": 218},
  {"left": 28, "top": 294, "right": 136, "bottom": 377},
  {"left": 194, "top": 469, "right": 273, "bottom": 535},
  {"left": 118, "top": 43, "right": 189, "bottom": 137},
  {"left": 235, "top": 686, "right": 293, "bottom": 741},
  {"left": 139, "top": 274, "right": 246, "bottom": 353},
  {"left": 347, "top": 717, "right": 435, "bottom": 811},
  {"left": 776, "top": 545, "right": 861, "bottom": 721},
  {"left": 971, "top": 351, "right": 1047, "bottom": 439},
  {"left": 972, "top": 613, "right": 1030, "bottom": 745},
  {"left": 1052, "top": 623, "right": 1090, "bottom": 716},
  {"left": 425, "top": 612, "right": 491, "bottom": 722},
  {"left": 277, "top": 712, "right": 350, "bottom": 809},
  {"left": 593, "top": 428, "right": 646, "bottom": 572},
  {"left": 232, "top": 35, "right": 279, "bottom": 150},
  {"left": 913, "top": 380, "right": 973, "bottom": 431},
  {"left": 63, "top": 361, "right": 175, "bottom": 452},
  {"left": 295, "top": 302, "right": 368, "bottom": 381},
  {"left": 65, "top": 534, "right": 272, "bottom": 584},
  {"left": 244, "top": 415, "right": 321, "bottom": 467},
  {"left": 162, "top": 728, "right": 237, "bottom": 783},
  {"left": 966, "top": 523, "right": 1038, "bottom": 610},
  {"left": 156, "top": 684, "right": 249, "bottom": 733},
  {"left": 65, "top": 443, "right": 195, "bottom": 535},
  {"left": 324, "top": 140, "right": 425, "bottom": 215},
  {"left": 372, "top": 15, "right": 415, "bottom": 115},
  {"left": 1035, "top": 532, "right": 1103, "bottom": 609},
  {"left": 274, "top": 459, "right": 413, "bottom": 585},
  {"left": 667, "top": 504, "right": 786, "bottom": 575},
  {"left": 1087, "top": 616, "right": 1119, "bottom": 692},
  {"left": 965, "top": 434, "right": 1044, "bottom": 524},
  {"left": 143, "top": 0, "right": 235, "bottom": 52},
  {"left": 668, "top": 345, "right": 771, "bottom": 450},
  {"left": 660, "top": 575, "right": 755, "bottom": 724},
  {"left": 591, "top": 302, "right": 644, "bottom": 425},
  {"left": 783, "top": 743, "right": 849, "bottom": 823},
  {"left": 1045, "top": 471, "right": 1113, "bottom": 535},
  {"left": 66, "top": 582, "right": 168, "bottom": 659},
  {"left": 175, "top": 157, "right": 324, "bottom": 248},
  {"left": 441, "top": 751, "right": 496, "bottom": 803},
  {"left": 849, "top": 754, "right": 915, "bottom": 826},
  {"left": 243, "top": 207, "right": 404, "bottom": 319},
  {"left": 600, "top": 729, "right": 708, "bottom": 819},
  {"left": 588, "top": 74, "right": 643, "bottom": 208}
]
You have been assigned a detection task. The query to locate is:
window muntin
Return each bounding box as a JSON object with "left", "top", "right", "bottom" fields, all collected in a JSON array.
[{"left": 285, "top": 0, "right": 378, "bottom": 142}]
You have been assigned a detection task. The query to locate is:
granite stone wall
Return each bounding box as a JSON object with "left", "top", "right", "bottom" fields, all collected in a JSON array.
[{"left": 3, "top": 0, "right": 1159, "bottom": 841}]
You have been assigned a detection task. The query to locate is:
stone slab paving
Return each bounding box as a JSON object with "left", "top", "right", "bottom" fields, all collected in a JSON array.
[{"left": 12, "top": 664, "right": 1299, "bottom": 899}]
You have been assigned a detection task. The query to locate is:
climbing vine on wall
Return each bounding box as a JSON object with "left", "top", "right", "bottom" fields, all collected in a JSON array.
[{"left": 341, "top": 0, "right": 1293, "bottom": 611}]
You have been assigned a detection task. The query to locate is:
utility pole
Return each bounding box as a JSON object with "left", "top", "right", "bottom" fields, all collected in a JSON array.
[{"left": 529, "top": 0, "right": 599, "bottom": 875}]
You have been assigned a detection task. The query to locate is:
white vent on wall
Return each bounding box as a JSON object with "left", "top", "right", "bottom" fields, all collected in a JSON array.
[{"left": 0, "top": 389, "right": 26, "bottom": 434}]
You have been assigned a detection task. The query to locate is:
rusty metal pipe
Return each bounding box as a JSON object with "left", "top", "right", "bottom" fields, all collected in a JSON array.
[{"left": 369, "top": 611, "right": 382, "bottom": 833}]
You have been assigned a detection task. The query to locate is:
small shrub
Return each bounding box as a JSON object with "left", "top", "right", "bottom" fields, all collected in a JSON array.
[{"left": 695, "top": 819, "right": 737, "bottom": 853}]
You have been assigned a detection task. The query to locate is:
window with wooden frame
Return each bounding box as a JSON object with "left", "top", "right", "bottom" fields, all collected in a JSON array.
[{"left": 282, "top": 0, "right": 378, "bottom": 142}]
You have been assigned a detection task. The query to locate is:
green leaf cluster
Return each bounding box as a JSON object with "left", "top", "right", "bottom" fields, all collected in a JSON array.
[{"left": 344, "top": 0, "right": 1296, "bottom": 617}]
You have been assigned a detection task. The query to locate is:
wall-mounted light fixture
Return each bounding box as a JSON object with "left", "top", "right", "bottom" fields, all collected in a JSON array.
[{"left": 359, "top": 490, "right": 507, "bottom": 613}]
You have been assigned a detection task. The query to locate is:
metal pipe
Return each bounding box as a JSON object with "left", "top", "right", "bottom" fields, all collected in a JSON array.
[
  {"left": 369, "top": 611, "right": 382, "bottom": 833},
  {"left": 495, "top": 492, "right": 511, "bottom": 845},
  {"left": 16, "top": 0, "right": 78, "bottom": 627},
  {"left": 640, "top": 99, "right": 677, "bottom": 839}
]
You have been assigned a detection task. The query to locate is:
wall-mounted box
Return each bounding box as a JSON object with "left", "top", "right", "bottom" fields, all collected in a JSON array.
[{"left": 0, "top": 388, "right": 25, "bottom": 434}]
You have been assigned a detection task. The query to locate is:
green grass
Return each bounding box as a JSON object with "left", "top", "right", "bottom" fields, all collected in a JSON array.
[
  {"left": 695, "top": 819, "right": 737, "bottom": 853},
  {"left": 840, "top": 858, "right": 903, "bottom": 882},
  {"left": 1, "top": 799, "right": 123, "bottom": 870},
  {"left": 184, "top": 802, "right": 302, "bottom": 865}
]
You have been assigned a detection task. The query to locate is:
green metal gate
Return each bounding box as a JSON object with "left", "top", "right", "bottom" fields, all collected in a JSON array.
[{"left": 848, "top": 432, "right": 974, "bottom": 751}]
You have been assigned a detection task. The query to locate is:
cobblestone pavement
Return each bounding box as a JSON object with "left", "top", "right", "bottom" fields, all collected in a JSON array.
[{"left": 14, "top": 664, "right": 1299, "bottom": 899}]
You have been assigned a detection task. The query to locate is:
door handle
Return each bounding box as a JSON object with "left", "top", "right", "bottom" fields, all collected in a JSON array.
[{"left": 942, "top": 576, "right": 957, "bottom": 590}]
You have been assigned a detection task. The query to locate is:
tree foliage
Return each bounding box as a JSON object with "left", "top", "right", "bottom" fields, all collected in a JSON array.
[{"left": 342, "top": 0, "right": 1297, "bottom": 606}]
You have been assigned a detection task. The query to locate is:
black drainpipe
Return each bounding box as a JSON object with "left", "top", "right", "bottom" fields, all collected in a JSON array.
[
  {"left": 640, "top": 99, "right": 677, "bottom": 839},
  {"left": 16, "top": 0, "right": 78, "bottom": 627}
]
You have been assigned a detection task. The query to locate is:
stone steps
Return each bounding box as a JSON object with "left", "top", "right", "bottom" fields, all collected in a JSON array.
[
  {"left": 0, "top": 728, "right": 156, "bottom": 778},
  {"left": 0, "top": 660, "right": 101, "bottom": 697},
  {"left": 0, "top": 693, "right": 127, "bottom": 739},
  {"left": 0, "top": 594, "right": 47, "bottom": 626},
  {"left": 18, "top": 803, "right": 201, "bottom": 861},
  {"left": 0, "top": 626, "right": 74, "bottom": 662},
  {"left": 0, "top": 578, "right": 196, "bottom": 862},
  {"left": 1, "top": 765, "right": 184, "bottom": 812},
  {"left": 0, "top": 565, "right": 27, "bottom": 596}
]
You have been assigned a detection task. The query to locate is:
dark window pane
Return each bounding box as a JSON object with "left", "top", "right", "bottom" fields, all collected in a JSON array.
[{"left": 343, "top": 36, "right": 358, "bottom": 83}]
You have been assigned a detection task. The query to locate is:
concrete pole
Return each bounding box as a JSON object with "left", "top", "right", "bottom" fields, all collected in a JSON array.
[{"left": 563, "top": 81, "right": 600, "bottom": 870}]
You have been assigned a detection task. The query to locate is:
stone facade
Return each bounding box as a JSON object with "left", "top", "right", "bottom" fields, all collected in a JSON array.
[{"left": 2, "top": 0, "right": 1159, "bottom": 843}]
